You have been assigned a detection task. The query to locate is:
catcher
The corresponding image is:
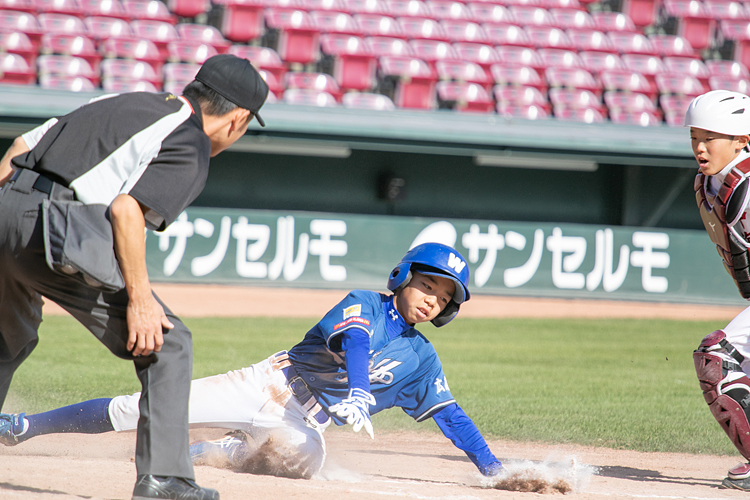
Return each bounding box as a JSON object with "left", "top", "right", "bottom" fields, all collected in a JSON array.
[{"left": 0, "top": 243, "right": 503, "bottom": 480}]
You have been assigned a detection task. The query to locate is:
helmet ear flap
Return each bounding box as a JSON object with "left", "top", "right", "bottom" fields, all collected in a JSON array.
[
  {"left": 387, "top": 263, "right": 412, "bottom": 292},
  {"left": 431, "top": 301, "right": 459, "bottom": 328}
]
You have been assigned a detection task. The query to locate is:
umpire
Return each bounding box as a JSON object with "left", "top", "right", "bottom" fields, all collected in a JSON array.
[{"left": 0, "top": 54, "right": 268, "bottom": 500}]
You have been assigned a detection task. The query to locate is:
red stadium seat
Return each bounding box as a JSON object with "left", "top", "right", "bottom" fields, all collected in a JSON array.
[
  {"left": 538, "top": 48, "right": 584, "bottom": 68},
  {"left": 543, "top": 0, "right": 582, "bottom": 9},
  {"left": 720, "top": 20, "right": 750, "bottom": 71},
  {"left": 655, "top": 73, "right": 708, "bottom": 96},
  {"left": 39, "top": 74, "right": 98, "bottom": 91},
  {"left": 580, "top": 51, "right": 626, "bottom": 74},
  {"left": 166, "top": 0, "right": 210, "bottom": 18},
  {"left": 509, "top": 5, "right": 556, "bottom": 27},
  {"left": 0, "top": 0, "right": 35, "bottom": 13},
  {"left": 37, "top": 13, "right": 86, "bottom": 34},
  {"left": 603, "top": 90, "right": 657, "bottom": 112},
  {"left": 609, "top": 109, "right": 662, "bottom": 126},
  {"left": 378, "top": 55, "right": 437, "bottom": 108},
  {"left": 37, "top": 54, "right": 99, "bottom": 84},
  {"left": 525, "top": 26, "right": 574, "bottom": 49},
  {"left": 167, "top": 40, "right": 218, "bottom": 63},
  {"left": 662, "top": 0, "right": 713, "bottom": 51},
  {"left": 163, "top": 79, "right": 191, "bottom": 93},
  {"left": 708, "top": 75, "right": 750, "bottom": 93},
  {"left": 607, "top": 31, "right": 657, "bottom": 55},
  {"left": 162, "top": 61, "right": 200, "bottom": 82},
  {"left": 304, "top": 0, "right": 348, "bottom": 11},
  {"left": 0, "top": 31, "right": 37, "bottom": 66},
  {"left": 545, "top": 66, "right": 600, "bottom": 93},
  {"left": 83, "top": 16, "right": 134, "bottom": 40},
  {"left": 212, "top": 0, "right": 265, "bottom": 43},
  {"left": 342, "top": 91, "right": 396, "bottom": 109},
  {"left": 131, "top": 19, "right": 179, "bottom": 60},
  {"left": 80, "top": 0, "right": 129, "bottom": 19},
  {"left": 366, "top": 35, "right": 413, "bottom": 56},
  {"left": 565, "top": 29, "right": 615, "bottom": 53},
  {"left": 228, "top": 44, "right": 287, "bottom": 82},
  {"left": 102, "top": 78, "right": 160, "bottom": 92},
  {"left": 311, "top": 11, "right": 363, "bottom": 35},
  {"left": 705, "top": 0, "right": 750, "bottom": 21},
  {"left": 385, "top": 0, "right": 431, "bottom": 17},
  {"left": 176, "top": 23, "right": 231, "bottom": 52},
  {"left": 320, "top": 33, "right": 377, "bottom": 90},
  {"left": 440, "top": 19, "right": 487, "bottom": 43},
  {"left": 554, "top": 105, "right": 605, "bottom": 122},
  {"left": 490, "top": 63, "right": 547, "bottom": 91},
  {"left": 344, "top": 0, "right": 389, "bottom": 14},
  {"left": 549, "top": 87, "right": 603, "bottom": 112},
  {"left": 426, "top": 0, "right": 473, "bottom": 20},
  {"left": 35, "top": 0, "right": 83, "bottom": 17},
  {"left": 100, "top": 58, "right": 162, "bottom": 85},
  {"left": 256, "top": 68, "right": 284, "bottom": 95},
  {"left": 122, "top": 0, "right": 176, "bottom": 23},
  {"left": 436, "top": 81, "right": 494, "bottom": 112},
  {"left": 0, "top": 51, "right": 36, "bottom": 84},
  {"left": 591, "top": 11, "right": 637, "bottom": 33},
  {"left": 100, "top": 37, "right": 164, "bottom": 70},
  {"left": 493, "top": 84, "right": 551, "bottom": 111},
  {"left": 502, "top": 0, "right": 543, "bottom": 7},
  {"left": 354, "top": 14, "right": 403, "bottom": 37},
  {"left": 435, "top": 59, "right": 491, "bottom": 86},
  {"left": 483, "top": 23, "right": 533, "bottom": 47},
  {"left": 285, "top": 71, "right": 343, "bottom": 100},
  {"left": 409, "top": 38, "right": 458, "bottom": 66},
  {"left": 706, "top": 59, "right": 749, "bottom": 79},
  {"left": 550, "top": 8, "right": 595, "bottom": 29},
  {"left": 0, "top": 10, "right": 43, "bottom": 48},
  {"left": 660, "top": 93, "right": 692, "bottom": 125},
  {"left": 622, "top": 53, "right": 664, "bottom": 94},
  {"left": 663, "top": 56, "right": 709, "bottom": 85},
  {"left": 282, "top": 88, "right": 339, "bottom": 106},
  {"left": 497, "top": 103, "right": 550, "bottom": 119},
  {"left": 495, "top": 45, "right": 545, "bottom": 72},
  {"left": 453, "top": 42, "right": 499, "bottom": 71},
  {"left": 265, "top": 0, "right": 306, "bottom": 9},
  {"left": 41, "top": 33, "right": 100, "bottom": 68},
  {"left": 265, "top": 9, "right": 322, "bottom": 65},
  {"left": 467, "top": 3, "right": 514, "bottom": 25},
  {"left": 599, "top": 68, "right": 654, "bottom": 99},
  {"left": 399, "top": 17, "right": 449, "bottom": 41},
  {"left": 621, "top": 0, "right": 658, "bottom": 28},
  {"left": 648, "top": 34, "right": 696, "bottom": 58}
]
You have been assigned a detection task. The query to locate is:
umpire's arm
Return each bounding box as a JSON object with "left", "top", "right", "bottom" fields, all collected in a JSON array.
[
  {"left": 0, "top": 136, "right": 29, "bottom": 187},
  {"left": 110, "top": 193, "right": 175, "bottom": 357}
]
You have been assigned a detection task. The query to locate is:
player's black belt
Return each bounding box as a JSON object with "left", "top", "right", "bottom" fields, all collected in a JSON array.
[{"left": 270, "top": 351, "right": 330, "bottom": 427}]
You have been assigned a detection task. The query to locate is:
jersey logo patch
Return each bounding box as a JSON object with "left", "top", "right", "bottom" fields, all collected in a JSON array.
[
  {"left": 343, "top": 304, "right": 362, "bottom": 319},
  {"left": 165, "top": 94, "right": 177, "bottom": 101},
  {"left": 333, "top": 316, "right": 371, "bottom": 330},
  {"left": 434, "top": 376, "right": 450, "bottom": 395},
  {"left": 388, "top": 308, "right": 399, "bottom": 321},
  {"left": 448, "top": 253, "right": 466, "bottom": 273}
]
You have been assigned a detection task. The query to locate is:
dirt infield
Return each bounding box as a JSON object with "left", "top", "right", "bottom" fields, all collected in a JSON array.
[{"left": 5, "top": 284, "right": 749, "bottom": 499}]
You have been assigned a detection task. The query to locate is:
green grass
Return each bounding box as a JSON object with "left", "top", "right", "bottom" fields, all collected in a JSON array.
[{"left": 4, "top": 315, "right": 736, "bottom": 456}]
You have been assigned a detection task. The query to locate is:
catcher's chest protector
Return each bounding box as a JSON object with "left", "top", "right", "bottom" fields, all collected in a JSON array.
[{"left": 695, "top": 159, "right": 750, "bottom": 298}]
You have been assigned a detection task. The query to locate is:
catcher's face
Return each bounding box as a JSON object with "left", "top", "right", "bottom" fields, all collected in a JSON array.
[
  {"left": 395, "top": 271, "right": 455, "bottom": 325},
  {"left": 690, "top": 127, "right": 749, "bottom": 176}
]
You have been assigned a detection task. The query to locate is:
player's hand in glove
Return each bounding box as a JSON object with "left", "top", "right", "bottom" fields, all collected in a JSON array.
[{"left": 328, "top": 388, "right": 376, "bottom": 439}]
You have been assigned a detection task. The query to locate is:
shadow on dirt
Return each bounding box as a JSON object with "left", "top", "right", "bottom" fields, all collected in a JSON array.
[{"left": 596, "top": 465, "right": 723, "bottom": 488}]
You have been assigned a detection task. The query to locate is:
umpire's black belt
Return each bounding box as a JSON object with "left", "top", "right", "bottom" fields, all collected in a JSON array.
[{"left": 9, "top": 168, "right": 74, "bottom": 201}]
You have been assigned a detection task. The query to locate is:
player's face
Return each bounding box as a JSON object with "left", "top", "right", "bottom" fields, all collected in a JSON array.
[
  {"left": 395, "top": 271, "right": 455, "bottom": 325},
  {"left": 690, "top": 127, "right": 749, "bottom": 176}
]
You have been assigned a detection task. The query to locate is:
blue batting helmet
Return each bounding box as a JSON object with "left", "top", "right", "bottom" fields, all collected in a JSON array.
[{"left": 387, "top": 242, "right": 471, "bottom": 327}]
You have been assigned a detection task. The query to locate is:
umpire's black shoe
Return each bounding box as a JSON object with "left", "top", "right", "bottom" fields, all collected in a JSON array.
[{"left": 132, "top": 475, "right": 219, "bottom": 500}]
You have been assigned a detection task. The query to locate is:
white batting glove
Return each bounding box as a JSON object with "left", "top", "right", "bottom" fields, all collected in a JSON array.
[{"left": 328, "top": 388, "right": 376, "bottom": 439}]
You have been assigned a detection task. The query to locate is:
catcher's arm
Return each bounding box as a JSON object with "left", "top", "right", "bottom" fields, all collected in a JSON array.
[{"left": 432, "top": 403, "right": 503, "bottom": 476}]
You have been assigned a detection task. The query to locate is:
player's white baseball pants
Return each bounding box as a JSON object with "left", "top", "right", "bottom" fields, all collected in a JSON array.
[{"left": 720, "top": 306, "right": 750, "bottom": 373}]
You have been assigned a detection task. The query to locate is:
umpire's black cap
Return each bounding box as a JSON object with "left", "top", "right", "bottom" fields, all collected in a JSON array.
[{"left": 195, "top": 54, "right": 269, "bottom": 127}]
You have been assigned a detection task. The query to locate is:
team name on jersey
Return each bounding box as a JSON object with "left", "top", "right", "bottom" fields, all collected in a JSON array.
[{"left": 333, "top": 316, "right": 371, "bottom": 330}]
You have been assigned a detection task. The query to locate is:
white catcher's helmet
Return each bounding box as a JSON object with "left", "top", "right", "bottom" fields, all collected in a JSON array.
[{"left": 684, "top": 90, "right": 750, "bottom": 136}]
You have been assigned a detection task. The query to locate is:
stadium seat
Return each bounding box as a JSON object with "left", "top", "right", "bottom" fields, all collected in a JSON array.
[
  {"left": 538, "top": 48, "right": 584, "bottom": 68},
  {"left": 483, "top": 23, "right": 533, "bottom": 47},
  {"left": 493, "top": 84, "right": 551, "bottom": 112},
  {"left": 655, "top": 73, "right": 708, "bottom": 96},
  {"left": 162, "top": 61, "right": 200, "bottom": 82},
  {"left": 212, "top": 0, "right": 265, "bottom": 43},
  {"left": 509, "top": 5, "right": 556, "bottom": 27},
  {"left": 545, "top": 66, "right": 600, "bottom": 93},
  {"left": 705, "top": 59, "right": 748, "bottom": 79},
  {"left": 41, "top": 33, "right": 100, "bottom": 68},
  {"left": 550, "top": 7, "right": 595, "bottom": 29},
  {"left": 228, "top": 44, "right": 288, "bottom": 81},
  {"left": 100, "top": 58, "right": 162, "bottom": 85},
  {"left": 603, "top": 90, "right": 657, "bottom": 112},
  {"left": 467, "top": 3, "right": 514, "bottom": 25},
  {"left": 0, "top": 52, "right": 36, "bottom": 84},
  {"left": 166, "top": 0, "right": 210, "bottom": 18},
  {"left": 662, "top": 0, "right": 713, "bottom": 51},
  {"left": 0, "top": 31, "right": 37, "bottom": 66},
  {"left": 100, "top": 37, "right": 164, "bottom": 71},
  {"left": 265, "top": 9, "right": 322, "bottom": 65},
  {"left": 320, "top": 33, "right": 377, "bottom": 90},
  {"left": 426, "top": 0, "right": 473, "bottom": 20},
  {"left": 435, "top": 59, "right": 492, "bottom": 87},
  {"left": 440, "top": 19, "right": 487, "bottom": 43},
  {"left": 80, "top": 0, "right": 129, "bottom": 19},
  {"left": 256, "top": 68, "right": 284, "bottom": 95},
  {"left": 285, "top": 71, "right": 343, "bottom": 100},
  {"left": 495, "top": 46, "right": 545, "bottom": 72},
  {"left": 660, "top": 93, "right": 692, "bottom": 125},
  {"left": 37, "top": 54, "right": 99, "bottom": 84},
  {"left": 0, "top": 10, "right": 43, "bottom": 49},
  {"left": 39, "top": 74, "right": 97, "bottom": 91},
  {"left": 543, "top": 0, "right": 582, "bottom": 9},
  {"left": 708, "top": 75, "right": 749, "bottom": 93},
  {"left": 553, "top": 105, "right": 605, "bottom": 122},
  {"left": 490, "top": 63, "right": 547, "bottom": 91},
  {"left": 0, "top": 0, "right": 35, "bottom": 13},
  {"left": 599, "top": 68, "right": 654, "bottom": 99},
  {"left": 102, "top": 78, "right": 160, "bottom": 92},
  {"left": 35, "top": 0, "right": 83, "bottom": 17},
  {"left": 409, "top": 39, "right": 458, "bottom": 66},
  {"left": 342, "top": 91, "right": 396, "bottom": 109},
  {"left": 607, "top": 31, "right": 657, "bottom": 55},
  {"left": 501, "top": 0, "right": 543, "bottom": 7},
  {"left": 37, "top": 13, "right": 86, "bottom": 35},
  {"left": 282, "top": 88, "right": 339, "bottom": 106},
  {"left": 591, "top": 11, "right": 637, "bottom": 33},
  {"left": 436, "top": 81, "right": 494, "bottom": 112},
  {"left": 304, "top": 0, "right": 348, "bottom": 11},
  {"left": 378, "top": 55, "right": 437, "bottom": 108},
  {"left": 163, "top": 79, "right": 191, "bottom": 93},
  {"left": 311, "top": 11, "right": 363, "bottom": 35},
  {"left": 496, "top": 103, "right": 550, "bottom": 119},
  {"left": 453, "top": 42, "right": 500, "bottom": 71},
  {"left": 663, "top": 56, "right": 709, "bottom": 85},
  {"left": 705, "top": 0, "right": 750, "bottom": 21},
  {"left": 566, "top": 28, "right": 615, "bottom": 53},
  {"left": 548, "top": 87, "right": 603, "bottom": 111},
  {"left": 621, "top": 0, "right": 658, "bottom": 28},
  {"left": 354, "top": 14, "right": 403, "bottom": 37},
  {"left": 385, "top": 0, "right": 431, "bottom": 17},
  {"left": 83, "top": 16, "right": 134, "bottom": 40},
  {"left": 167, "top": 40, "right": 218, "bottom": 64},
  {"left": 399, "top": 17, "right": 449, "bottom": 41},
  {"left": 720, "top": 20, "right": 750, "bottom": 71},
  {"left": 609, "top": 109, "right": 662, "bottom": 126},
  {"left": 525, "top": 26, "right": 574, "bottom": 49},
  {"left": 648, "top": 34, "right": 696, "bottom": 58},
  {"left": 131, "top": 20, "right": 180, "bottom": 60},
  {"left": 122, "top": 0, "right": 176, "bottom": 23},
  {"left": 580, "top": 50, "right": 626, "bottom": 74},
  {"left": 265, "top": 0, "right": 306, "bottom": 9},
  {"left": 176, "top": 23, "right": 231, "bottom": 52},
  {"left": 622, "top": 53, "right": 664, "bottom": 95},
  {"left": 366, "top": 35, "right": 413, "bottom": 56},
  {"left": 344, "top": 0, "right": 389, "bottom": 15}
]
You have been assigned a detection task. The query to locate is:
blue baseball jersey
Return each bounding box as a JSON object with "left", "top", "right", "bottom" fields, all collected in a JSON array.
[{"left": 288, "top": 289, "right": 456, "bottom": 423}]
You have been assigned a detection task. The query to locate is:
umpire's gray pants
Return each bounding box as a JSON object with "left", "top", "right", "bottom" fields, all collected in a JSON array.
[{"left": 0, "top": 172, "right": 195, "bottom": 480}]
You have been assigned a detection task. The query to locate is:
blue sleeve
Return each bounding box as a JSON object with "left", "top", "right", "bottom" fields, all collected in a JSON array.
[
  {"left": 433, "top": 403, "right": 502, "bottom": 477},
  {"left": 340, "top": 329, "right": 371, "bottom": 394}
]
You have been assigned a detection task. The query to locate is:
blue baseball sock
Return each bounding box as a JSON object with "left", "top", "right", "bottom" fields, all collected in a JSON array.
[{"left": 20, "top": 398, "right": 115, "bottom": 441}]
